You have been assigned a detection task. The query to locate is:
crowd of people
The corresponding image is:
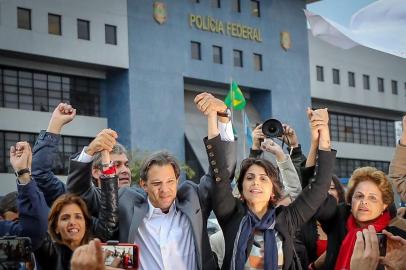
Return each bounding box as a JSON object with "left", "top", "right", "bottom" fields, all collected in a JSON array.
[{"left": 0, "top": 92, "right": 405, "bottom": 270}]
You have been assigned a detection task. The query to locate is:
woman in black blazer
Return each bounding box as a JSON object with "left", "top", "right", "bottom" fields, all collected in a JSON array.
[{"left": 210, "top": 108, "right": 336, "bottom": 270}]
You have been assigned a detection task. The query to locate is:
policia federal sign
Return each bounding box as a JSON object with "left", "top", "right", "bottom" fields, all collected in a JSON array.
[{"left": 189, "top": 14, "right": 262, "bottom": 43}]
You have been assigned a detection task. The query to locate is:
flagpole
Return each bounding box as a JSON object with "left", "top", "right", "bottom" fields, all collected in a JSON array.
[
  {"left": 229, "top": 77, "right": 238, "bottom": 167},
  {"left": 242, "top": 109, "right": 247, "bottom": 157},
  {"left": 230, "top": 77, "right": 234, "bottom": 121}
]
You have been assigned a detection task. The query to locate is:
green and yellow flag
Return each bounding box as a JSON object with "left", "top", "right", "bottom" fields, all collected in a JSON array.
[{"left": 225, "top": 81, "right": 246, "bottom": 110}]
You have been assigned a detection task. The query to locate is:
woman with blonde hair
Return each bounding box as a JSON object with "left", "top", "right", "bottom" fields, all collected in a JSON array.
[{"left": 320, "top": 166, "right": 406, "bottom": 270}]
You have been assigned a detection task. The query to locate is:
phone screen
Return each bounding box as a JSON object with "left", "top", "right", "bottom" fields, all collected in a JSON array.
[
  {"left": 0, "top": 237, "right": 32, "bottom": 263},
  {"left": 376, "top": 233, "right": 387, "bottom": 270},
  {"left": 101, "top": 243, "right": 139, "bottom": 270},
  {"left": 376, "top": 233, "right": 387, "bottom": 256}
]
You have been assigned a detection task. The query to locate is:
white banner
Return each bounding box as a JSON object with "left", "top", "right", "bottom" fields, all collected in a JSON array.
[{"left": 305, "top": 0, "right": 406, "bottom": 58}]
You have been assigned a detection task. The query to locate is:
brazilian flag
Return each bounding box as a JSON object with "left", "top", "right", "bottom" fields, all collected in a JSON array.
[{"left": 224, "top": 81, "right": 246, "bottom": 110}]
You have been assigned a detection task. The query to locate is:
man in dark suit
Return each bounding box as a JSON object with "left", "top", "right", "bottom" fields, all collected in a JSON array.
[{"left": 67, "top": 93, "right": 236, "bottom": 270}]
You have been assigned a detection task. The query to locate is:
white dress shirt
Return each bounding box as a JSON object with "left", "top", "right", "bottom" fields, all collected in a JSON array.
[{"left": 134, "top": 198, "right": 196, "bottom": 270}]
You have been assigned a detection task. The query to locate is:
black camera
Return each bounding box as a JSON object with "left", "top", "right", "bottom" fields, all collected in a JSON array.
[{"left": 262, "top": 119, "right": 283, "bottom": 138}]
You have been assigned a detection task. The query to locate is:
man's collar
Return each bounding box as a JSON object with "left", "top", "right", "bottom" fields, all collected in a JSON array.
[{"left": 146, "top": 197, "right": 177, "bottom": 219}]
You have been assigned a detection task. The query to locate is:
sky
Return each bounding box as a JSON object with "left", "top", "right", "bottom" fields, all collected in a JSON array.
[{"left": 307, "top": 0, "right": 377, "bottom": 26}]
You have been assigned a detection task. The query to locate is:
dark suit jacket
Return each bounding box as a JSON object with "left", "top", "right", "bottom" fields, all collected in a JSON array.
[
  {"left": 212, "top": 150, "right": 336, "bottom": 270},
  {"left": 66, "top": 134, "right": 236, "bottom": 270},
  {"left": 0, "top": 180, "right": 49, "bottom": 251}
]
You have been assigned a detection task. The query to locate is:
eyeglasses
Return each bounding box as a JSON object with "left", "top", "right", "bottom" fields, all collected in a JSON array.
[{"left": 352, "top": 193, "right": 380, "bottom": 204}]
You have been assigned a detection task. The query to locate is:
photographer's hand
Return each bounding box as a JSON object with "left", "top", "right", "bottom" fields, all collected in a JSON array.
[
  {"left": 381, "top": 230, "right": 406, "bottom": 270},
  {"left": 371, "top": 231, "right": 406, "bottom": 270},
  {"left": 252, "top": 124, "right": 265, "bottom": 150},
  {"left": 280, "top": 124, "right": 299, "bottom": 148},
  {"left": 47, "top": 103, "right": 76, "bottom": 134},
  {"left": 261, "top": 139, "right": 286, "bottom": 162}
]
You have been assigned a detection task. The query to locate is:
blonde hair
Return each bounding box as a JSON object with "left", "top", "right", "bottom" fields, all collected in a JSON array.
[{"left": 346, "top": 166, "right": 393, "bottom": 206}]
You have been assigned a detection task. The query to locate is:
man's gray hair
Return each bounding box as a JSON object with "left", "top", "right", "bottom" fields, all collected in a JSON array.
[{"left": 92, "top": 142, "right": 128, "bottom": 169}]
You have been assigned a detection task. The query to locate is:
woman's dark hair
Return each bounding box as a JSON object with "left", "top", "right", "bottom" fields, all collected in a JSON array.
[
  {"left": 237, "top": 158, "right": 283, "bottom": 205},
  {"left": 48, "top": 193, "right": 92, "bottom": 246},
  {"left": 331, "top": 174, "right": 346, "bottom": 203}
]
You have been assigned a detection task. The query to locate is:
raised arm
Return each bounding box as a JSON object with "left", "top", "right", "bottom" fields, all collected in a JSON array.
[
  {"left": 31, "top": 103, "right": 76, "bottom": 206},
  {"left": 250, "top": 123, "right": 307, "bottom": 186},
  {"left": 305, "top": 108, "right": 320, "bottom": 168},
  {"left": 283, "top": 108, "right": 336, "bottom": 230},
  {"left": 194, "top": 92, "right": 237, "bottom": 218},
  {"left": 193, "top": 93, "right": 239, "bottom": 223},
  {"left": 205, "top": 135, "right": 238, "bottom": 225},
  {"left": 66, "top": 129, "right": 117, "bottom": 215},
  {"left": 5, "top": 142, "right": 49, "bottom": 250},
  {"left": 282, "top": 124, "right": 307, "bottom": 183},
  {"left": 92, "top": 150, "right": 119, "bottom": 242},
  {"left": 260, "top": 138, "right": 302, "bottom": 200},
  {"left": 388, "top": 115, "right": 406, "bottom": 202}
]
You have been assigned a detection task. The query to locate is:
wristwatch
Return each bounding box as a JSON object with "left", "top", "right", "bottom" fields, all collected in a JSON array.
[
  {"left": 217, "top": 108, "right": 231, "bottom": 118},
  {"left": 15, "top": 168, "right": 31, "bottom": 177}
]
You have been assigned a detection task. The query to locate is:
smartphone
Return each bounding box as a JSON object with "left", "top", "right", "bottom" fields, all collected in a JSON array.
[
  {"left": 0, "top": 236, "right": 32, "bottom": 269},
  {"left": 101, "top": 241, "right": 139, "bottom": 270},
  {"left": 376, "top": 233, "right": 387, "bottom": 270},
  {"left": 376, "top": 233, "right": 387, "bottom": 256},
  {"left": 0, "top": 236, "right": 32, "bottom": 262}
]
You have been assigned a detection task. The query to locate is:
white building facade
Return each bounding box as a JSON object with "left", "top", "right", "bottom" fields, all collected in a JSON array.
[{"left": 308, "top": 32, "right": 406, "bottom": 181}]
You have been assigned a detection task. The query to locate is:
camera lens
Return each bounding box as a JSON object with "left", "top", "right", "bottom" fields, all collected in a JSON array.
[{"left": 262, "top": 119, "right": 283, "bottom": 138}]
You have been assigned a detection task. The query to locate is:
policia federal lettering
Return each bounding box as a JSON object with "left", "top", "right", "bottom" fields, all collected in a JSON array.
[{"left": 189, "top": 14, "right": 262, "bottom": 43}]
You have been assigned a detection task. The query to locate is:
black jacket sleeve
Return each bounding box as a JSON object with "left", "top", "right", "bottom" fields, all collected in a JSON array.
[
  {"left": 31, "top": 130, "right": 67, "bottom": 207},
  {"left": 198, "top": 135, "right": 237, "bottom": 220},
  {"left": 288, "top": 145, "right": 308, "bottom": 184},
  {"left": 281, "top": 150, "right": 336, "bottom": 232},
  {"left": 66, "top": 152, "right": 101, "bottom": 216},
  {"left": 92, "top": 174, "right": 119, "bottom": 241},
  {"left": 249, "top": 148, "right": 263, "bottom": 158},
  {"left": 203, "top": 135, "right": 239, "bottom": 225},
  {"left": 34, "top": 234, "right": 58, "bottom": 270}
]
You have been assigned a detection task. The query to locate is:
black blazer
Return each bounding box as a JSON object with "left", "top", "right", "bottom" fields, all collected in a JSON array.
[{"left": 211, "top": 150, "right": 336, "bottom": 270}]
